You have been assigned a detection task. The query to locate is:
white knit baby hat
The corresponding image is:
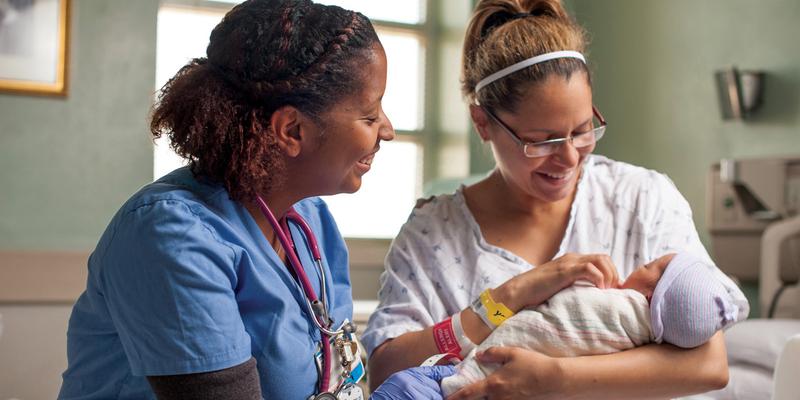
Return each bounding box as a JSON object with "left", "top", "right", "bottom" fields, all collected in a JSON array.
[{"left": 650, "top": 252, "right": 743, "bottom": 348}]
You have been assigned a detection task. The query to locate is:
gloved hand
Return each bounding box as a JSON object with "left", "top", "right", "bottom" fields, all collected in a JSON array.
[{"left": 369, "top": 365, "right": 456, "bottom": 400}]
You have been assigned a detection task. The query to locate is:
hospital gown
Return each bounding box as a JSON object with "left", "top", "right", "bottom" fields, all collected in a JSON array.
[{"left": 361, "top": 154, "right": 749, "bottom": 357}]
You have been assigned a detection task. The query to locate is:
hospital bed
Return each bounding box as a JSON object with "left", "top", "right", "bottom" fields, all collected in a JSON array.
[
  {"left": 680, "top": 328, "right": 800, "bottom": 400},
  {"left": 688, "top": 319, "right": 800, "bottom": 400},
  {"left": 705, "top": 157, "right": 800, "bottom": 399}
]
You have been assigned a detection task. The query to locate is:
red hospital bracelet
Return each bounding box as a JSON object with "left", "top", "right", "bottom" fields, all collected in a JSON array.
[
  {"left": 432, "top": 317, "right": 462, "bottom": 360},
  {"left": 451, "top": 311, "right": 476, "bottom": 358}
]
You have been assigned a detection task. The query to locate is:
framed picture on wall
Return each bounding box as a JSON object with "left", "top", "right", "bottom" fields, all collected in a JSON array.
[{"left": 0, "top": 0, "right": 69, "bottom": 96}]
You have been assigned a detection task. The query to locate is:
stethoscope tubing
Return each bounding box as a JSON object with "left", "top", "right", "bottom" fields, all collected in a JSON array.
[
  {"left": 255, "top": 196, "right": 346, "bottom": 393},
  {"left": 280, "top": 214, "right": 331, "bottom": 326},
  {"left": 256, "top": 196, "right": 331, "bottom": 391}
]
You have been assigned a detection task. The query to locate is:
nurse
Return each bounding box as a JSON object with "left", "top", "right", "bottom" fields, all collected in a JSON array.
[
  {"left": 364, "top": 0, "right": 749, "bottom": 398},
  {"left": 58, "top": 1, "right": 452, "bottom": 399}
]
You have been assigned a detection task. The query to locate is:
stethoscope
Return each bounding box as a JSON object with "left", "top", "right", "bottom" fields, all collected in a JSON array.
[{"left": 256, "top": 196, "right": 356, "bottom": 397}]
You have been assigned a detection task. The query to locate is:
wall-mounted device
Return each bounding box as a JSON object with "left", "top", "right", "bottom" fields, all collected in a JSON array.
[{"left": 715, "top": 67, "right": 766, "bottom": 120}]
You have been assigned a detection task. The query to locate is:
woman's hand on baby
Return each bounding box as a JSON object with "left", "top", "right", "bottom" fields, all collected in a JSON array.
[
  {"left": 646, "top": 253, "right": 676, "bottom": 269},
  {"left": 496, "top": 253, "right": 620, "bottom": 310},
  {"left": 446, "top": 347, "right": 565, "bottom": 400}
]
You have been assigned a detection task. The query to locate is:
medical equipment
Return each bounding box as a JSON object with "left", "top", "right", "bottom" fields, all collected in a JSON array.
[
  {"left": 707, "top": 157, "right": 800, "bottom": 317},
  {"left": 256, "top": 196, "right": 362, "bottom": 399},
  {"left": 714, "top": 67, "right": 766, "bottom": 120}
]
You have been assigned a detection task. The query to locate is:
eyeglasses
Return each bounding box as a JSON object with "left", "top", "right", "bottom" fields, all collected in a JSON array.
[{"left": 483, "top": 106, "right": 607, "bottom": 158}]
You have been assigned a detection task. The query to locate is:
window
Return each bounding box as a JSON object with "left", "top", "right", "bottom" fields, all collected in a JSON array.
[
  {"left": 154, "top": 0, "right": 465, "bottom": 239},
  {"left": 154, "top": 5, "right": 226, "bottom": 179},
  {"left": 315, "top": 1, "right": 427, "bottom": 238},
  {"left": 315, "top": 0, "right": 425, "bottom": 25}
]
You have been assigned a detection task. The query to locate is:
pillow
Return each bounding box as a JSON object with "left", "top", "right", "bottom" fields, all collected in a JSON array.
[{"left": 724, "top": 319, "right": 800, "bottom": 370}]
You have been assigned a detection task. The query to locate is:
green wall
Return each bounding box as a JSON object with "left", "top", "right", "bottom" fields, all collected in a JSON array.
[
  {"left": 0, "top": 0, "right": 158, "bottom": 250},
  {"left": 4, "top": 0, "right": 800, "bottom": 252},
  {"left": 568, "top": 0, "right": 800, "bottom": 246}
]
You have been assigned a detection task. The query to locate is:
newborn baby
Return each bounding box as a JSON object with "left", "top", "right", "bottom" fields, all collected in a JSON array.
[{"left": 441, "top": 252, "right": 748, "bottom": 396}]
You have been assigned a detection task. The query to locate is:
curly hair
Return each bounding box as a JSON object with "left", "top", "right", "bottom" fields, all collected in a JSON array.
[
  {"left": 150, "top": 0, "right": 379, "bottom": 201},
  {"left": 462, "top": 0, "right": 590, "bottom": 112}
]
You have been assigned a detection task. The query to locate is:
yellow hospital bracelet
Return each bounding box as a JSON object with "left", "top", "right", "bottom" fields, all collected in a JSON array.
[{"left": 472, "top": 289, "right": 515, "bottom": 328}]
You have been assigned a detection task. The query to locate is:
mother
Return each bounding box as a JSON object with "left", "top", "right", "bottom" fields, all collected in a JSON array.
[{"left": 363, "top": 0, "right": 748, "bottom": 398}]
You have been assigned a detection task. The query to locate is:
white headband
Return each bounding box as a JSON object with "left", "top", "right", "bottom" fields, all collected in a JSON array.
[{"left": 474, "top": 50, "right": 586, "bottom": 93}]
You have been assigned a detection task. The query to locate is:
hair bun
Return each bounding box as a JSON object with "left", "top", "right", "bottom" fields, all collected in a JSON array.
[
  {"left": 480, "top": 10, "right": 523, "bottom": 37},
  {"left": 527, "top": 0, "right": 568, "bottom": 19}
]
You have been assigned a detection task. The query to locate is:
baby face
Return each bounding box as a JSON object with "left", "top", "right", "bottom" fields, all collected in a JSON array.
[{"left": 620, "top": 253, "right": 676, "bottom": 301}]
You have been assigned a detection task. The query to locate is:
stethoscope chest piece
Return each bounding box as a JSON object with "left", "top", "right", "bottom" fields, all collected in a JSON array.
[{"left": 336, "top": 384, "right": 364, "bottom": 400}]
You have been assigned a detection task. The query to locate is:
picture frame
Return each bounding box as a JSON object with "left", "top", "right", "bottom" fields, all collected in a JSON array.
[{"left": 0, "top": 0, "right": 70, "bottom": 96}]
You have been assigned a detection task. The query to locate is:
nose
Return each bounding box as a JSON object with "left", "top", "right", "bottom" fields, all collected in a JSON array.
[
  {"left": 379, "top": 109, "right": 395, "bottom": 141},
  {"left": 550, "top": 137, "right": 580, "bottom": 167}
]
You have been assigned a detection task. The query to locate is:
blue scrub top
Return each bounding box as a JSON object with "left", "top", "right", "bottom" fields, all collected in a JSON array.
[{"left": 59, "top": 167, "right": 353, "bottom": 400}]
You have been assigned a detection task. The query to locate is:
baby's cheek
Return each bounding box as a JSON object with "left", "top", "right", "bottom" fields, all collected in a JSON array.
[
  {"left": 620, "top": 272, "right": 641, "bottom": 289},
  {"left": 621, "top": 276, "right": 652, "bottom": 296}
]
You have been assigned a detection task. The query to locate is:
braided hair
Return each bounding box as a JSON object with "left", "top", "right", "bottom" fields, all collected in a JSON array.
[{"left": 150, "top": 0, "right": 380, "bottom": 201}]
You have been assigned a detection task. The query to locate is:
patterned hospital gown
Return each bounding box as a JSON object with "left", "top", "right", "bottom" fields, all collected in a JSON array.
[{"left": 361, "top": 154, "right": 749, "bottom": 356}]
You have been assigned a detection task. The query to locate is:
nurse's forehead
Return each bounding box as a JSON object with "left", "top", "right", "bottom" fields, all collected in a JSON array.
[
  {"left": 339, "top": 77, "right": 384, "bottom": 112},
  {"left": 333, "top": 93, "right": 381, "bottom": 114}
]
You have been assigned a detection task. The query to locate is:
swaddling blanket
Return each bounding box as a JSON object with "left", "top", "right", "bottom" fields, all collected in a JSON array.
[{"left": 441, "top": 284, "right": 654, "bottom": 396}]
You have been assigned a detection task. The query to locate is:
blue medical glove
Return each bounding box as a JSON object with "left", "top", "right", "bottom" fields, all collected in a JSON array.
[{"left": 369, "top": 365, "right": 456, "bottom": 400}]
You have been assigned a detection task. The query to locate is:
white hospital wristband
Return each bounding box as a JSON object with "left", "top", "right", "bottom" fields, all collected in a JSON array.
[
  {"left": 470, "top": 294, "right": 496, "bottom": 331},
  {"left": 452, "top": 311, "right": 476, "bottom": 358}
]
